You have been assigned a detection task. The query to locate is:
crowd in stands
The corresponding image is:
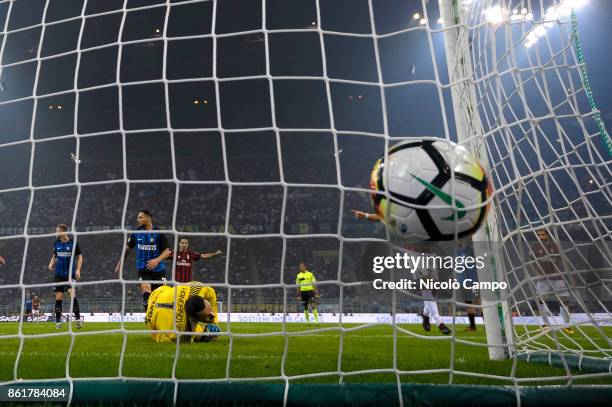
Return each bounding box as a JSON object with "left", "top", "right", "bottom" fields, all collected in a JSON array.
[
  {"left": 2, "top": 150, "right": 607, "bottom": 316},
  {"left": 0, "top": 153, "right": 383, "bottom": 314}
]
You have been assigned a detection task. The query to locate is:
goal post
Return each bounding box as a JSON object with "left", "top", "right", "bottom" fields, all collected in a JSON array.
[{"left": 439, "top": 0, "right": 514, "bottom": 361}]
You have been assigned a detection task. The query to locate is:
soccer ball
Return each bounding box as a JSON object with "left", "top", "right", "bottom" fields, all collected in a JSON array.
[{"left": 370, "top": 139, "right": 492, "bottom": 242}]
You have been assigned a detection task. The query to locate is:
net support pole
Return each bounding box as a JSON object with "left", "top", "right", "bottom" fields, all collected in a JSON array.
[{"left": 438, "top": 0, "right": 513, "bottom": 360}]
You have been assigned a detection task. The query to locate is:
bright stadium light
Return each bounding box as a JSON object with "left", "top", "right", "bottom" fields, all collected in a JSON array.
[
  {"left": 526, "top": 32, "right": 537, "bottom": 43},
  {"left": 483, "top": 5, "right": 504, "bottom": 25},
  {"left": 419, "top": 18, "right": 427, "bottom": 25},
  {"left": 563, "top": 0, "right": 589, "bottom": 12},
  {"left": 413, "top": 13, "right": 420, "bottom": 20},
  {"left": 557, "top": 0, "right": 589, "bottom": 17},
  {"left": 525, "top": 0, "right": 589, "bottom": 48},
  {"left": 545, "top": 6, "right": 560, "bottom": 20}
]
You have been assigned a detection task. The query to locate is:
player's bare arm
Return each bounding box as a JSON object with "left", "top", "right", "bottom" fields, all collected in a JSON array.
[
  {"left": 76, "top": 255, "right": 83, "bottom": 280},
  {"left": 146, "top": 248, "right": 171, "bottom": 271},
  {"left": 0, "top": 256, "right": 5, "bottom": 266},
  {"left": 200, "top": 250, "right": 223, "bottom": 259},
  {"left": 114, "top": 246, "right": 132, "bottom": 274},
  {"left": 350, "top": 209, "right": 380, "bottom": 222},
  {"left": 48, "top": 255, "right": 56, "bottom": 271}
]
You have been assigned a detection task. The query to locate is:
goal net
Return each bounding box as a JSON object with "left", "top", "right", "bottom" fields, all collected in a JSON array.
[
  {"left": 0, "top": 0, "right": 610, "bottom": 405},
  {"left": 451, "top": 0, "right": 612, "bottom": 372}
]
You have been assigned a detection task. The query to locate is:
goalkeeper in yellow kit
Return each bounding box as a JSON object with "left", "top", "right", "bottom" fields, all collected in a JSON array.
[
  {"left": 296, "top": 262, "right": 320, "bottom": 324},
  {"left": 145, "top": 282, "right": 220, "bottom": 343}
]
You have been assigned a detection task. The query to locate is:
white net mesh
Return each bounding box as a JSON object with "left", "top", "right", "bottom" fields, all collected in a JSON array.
[
  {"left": 0, "top": 0, "right": 610, "bottom": 404},
  {"left": 456, "top": 0, "right": 611, "bottom": 368}
]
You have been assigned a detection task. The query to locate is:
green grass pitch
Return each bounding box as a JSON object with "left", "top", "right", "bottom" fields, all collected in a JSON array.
[{"left": 0, "top": 322, "right": 610, "bottom": 386}]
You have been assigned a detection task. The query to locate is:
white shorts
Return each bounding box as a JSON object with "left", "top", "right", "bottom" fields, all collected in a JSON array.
[
  {"left": 32, "top": 309, "right": 40, "bottom": 316},
  {"left": 536, "top": 279, "right": 569, "bottom": 297}
]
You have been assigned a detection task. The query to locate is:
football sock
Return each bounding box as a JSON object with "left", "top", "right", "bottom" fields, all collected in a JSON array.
[
  {"left": 560, "top": 305, "right": 570, "bottom": 324},
  {"left": 423, "top": 301, "right": 441, "bottom": 325},
  {"left": 73, "top": 297, "right": 81, "bottom": 320},
  {"left": 304, "top": 310, "right": 310, "bottom": 323},
  {"left": 539, "top": 301, "right": 553, "bottom": 326},
  {"left": 422, "top": 290, "right": 442, "bottom": 325},
  {"left": 143, "top": 292, "right": 151, "bottom": 312},
  {"left": 55, "top": 300, "right": 62, "bottom": 323},
  {"left": 468, "top": 313, "right": 476, "bottom": 329},
  {"left": 313, "top": 308, "right": 319, "bottom": 323}
]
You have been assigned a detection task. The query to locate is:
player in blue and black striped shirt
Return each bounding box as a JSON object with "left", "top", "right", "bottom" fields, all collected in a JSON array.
[
  {"left": 48, "top": 224, "right": 83, "bottom": 329},
  {"left": 115, "top": 210, "right": 171, "bottom": 311}
]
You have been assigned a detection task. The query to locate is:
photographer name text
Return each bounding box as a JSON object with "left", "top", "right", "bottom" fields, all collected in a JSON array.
[{"left": 372, "top": 278, "right": 507, "bottom": 291}]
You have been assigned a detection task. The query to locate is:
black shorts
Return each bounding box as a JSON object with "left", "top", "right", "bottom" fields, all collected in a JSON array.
[
  {"left": 138, "top": 269, "right": 167, "bottom": 284},
  {"left": 300, "top": 290, "right": 316, "bottom": 308},
  {"left": 53, "top": 275, "right": 75, "bottom": 293}
]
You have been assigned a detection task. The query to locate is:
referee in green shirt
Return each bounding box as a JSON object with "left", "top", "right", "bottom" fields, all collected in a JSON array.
[{"left": 296, "top": 262, "right": 319, "bottom": 324}]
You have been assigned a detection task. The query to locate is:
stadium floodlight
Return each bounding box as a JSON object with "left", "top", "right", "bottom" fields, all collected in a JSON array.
[
  {"left": 562, "top": 0, "right": 590, "bottom": 13},
  {"left": 483, "top": 5, "right": 505, "bottom": 25},
  {"left": 534, "top": 25, "right": 547, "bottom": 37},
  {"left": 525, "top": 0, "right": 591, "bottom": 48}
]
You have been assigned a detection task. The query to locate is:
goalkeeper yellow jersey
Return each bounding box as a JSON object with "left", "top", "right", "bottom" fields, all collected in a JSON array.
[
  {"left": 145, "top": 282, "right": 218, "bottom": 343},
  {"left": 296, "top": 270, "right": 316, "bottom": 292}
]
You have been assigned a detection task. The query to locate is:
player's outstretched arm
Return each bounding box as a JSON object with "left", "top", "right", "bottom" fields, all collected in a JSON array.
[
  {"left": 201, "top": 250, "right": 223, "bottom": 259},
  {"left": 349, "top": 209, "right": 380, "bottom": 222},
  {"left": 0, "top": 256, "right": 5, "bottom": 266}
]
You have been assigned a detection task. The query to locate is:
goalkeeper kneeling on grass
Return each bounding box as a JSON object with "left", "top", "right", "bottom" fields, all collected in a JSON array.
[{"left": 145, "top": 281, "right": 221, "bottom": 343}]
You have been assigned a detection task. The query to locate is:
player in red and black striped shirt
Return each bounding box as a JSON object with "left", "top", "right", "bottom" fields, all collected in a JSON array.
[{"left": 169, "top": 238, "right": 223, "bottom": 283}]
